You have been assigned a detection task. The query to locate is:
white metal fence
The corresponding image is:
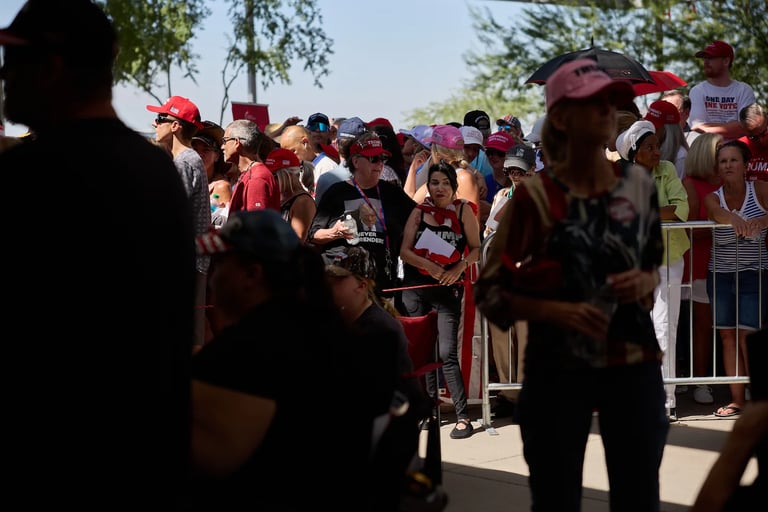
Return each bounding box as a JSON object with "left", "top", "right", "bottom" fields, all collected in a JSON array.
[{"left": 479, "top": 220, "right": 764, "bottom": 429}]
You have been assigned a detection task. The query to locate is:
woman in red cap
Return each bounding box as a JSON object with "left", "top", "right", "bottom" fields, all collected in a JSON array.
[{"left": 265, "top": 148, "right": 316, "bottom": 241}]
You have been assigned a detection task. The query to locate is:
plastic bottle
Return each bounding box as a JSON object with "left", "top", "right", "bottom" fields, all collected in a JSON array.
[
  {"left": 210, "top": 193, "right": 220, "bottom": 212},
  {"left": 343, "top": 214, "right": 359, "bottom": 245}
]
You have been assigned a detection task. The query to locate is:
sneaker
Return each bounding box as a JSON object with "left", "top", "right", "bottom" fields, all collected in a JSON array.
[
  {"left": 668, "top": 407, "right": 678, "bottom": 423},
  {"left": 694, "top": 385, "right": 714, "bottom": 405}
]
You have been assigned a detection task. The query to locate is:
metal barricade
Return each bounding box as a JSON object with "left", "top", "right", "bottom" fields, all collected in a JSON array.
[{"left": 479, "top": 221, "right": 764, "bottom": 431}]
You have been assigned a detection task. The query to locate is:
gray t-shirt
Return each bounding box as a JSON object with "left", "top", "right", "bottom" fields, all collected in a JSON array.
[{"left": 175, "top": 147, "right": 211, "bottom": 273}]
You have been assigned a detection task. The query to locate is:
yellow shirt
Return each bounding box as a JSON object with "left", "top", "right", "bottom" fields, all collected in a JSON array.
[{"left": 653, "top": 160, "right": 690, "bottom": 264}]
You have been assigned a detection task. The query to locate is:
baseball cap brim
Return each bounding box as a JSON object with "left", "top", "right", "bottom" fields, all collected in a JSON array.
[
  {"left": 504, "top": 157, "right": 531, "bottom": 170},
  {"left": 355, "top": 147, "right": 391, "bottom": 158},
  {"left": 325, "top": 265, "right": 355, "bottom": 278}
]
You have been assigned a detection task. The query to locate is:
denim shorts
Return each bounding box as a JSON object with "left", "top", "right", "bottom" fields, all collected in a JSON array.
[{"left": 707, "top": 270, "right": 767, "bottom": 330}]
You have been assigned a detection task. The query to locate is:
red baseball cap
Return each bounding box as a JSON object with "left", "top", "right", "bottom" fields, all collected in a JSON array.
[
  {"left": 695, "top": 40, "right": 734, "bottom": 61},
  {"left": 484, "top": 132, "right": 516, "bottom": 153},
  {"left": 264, "top": 148, "right": 300, "bottom": 172},
  {"left": 644, "top": 100, "right": 681, "bottom": 130},
  {"left": 349, "top": 135, "right": 391, "bottom": 158},
  {"left": 545, "top": 59, "right": 634, "bottom": 113},
  {"left": 366, "top": 117, "right": 393, "bottom": 130},
  {"left": 146, "top": 96, "right": 204, "bottom": 129}
]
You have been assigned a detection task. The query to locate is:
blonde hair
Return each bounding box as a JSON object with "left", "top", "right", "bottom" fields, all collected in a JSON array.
[
  {"left": 431, "top": 143, "right": 471, "bottom": 170},
  {"left": 274, "top": 166, "right": 302, "bottom": 196},
  {"left": 685, "top": 133, "right": 723, "bottom": 179}
]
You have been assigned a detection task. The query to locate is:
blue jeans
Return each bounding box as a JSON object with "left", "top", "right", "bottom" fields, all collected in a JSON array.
[
  {"left": 707, "top": 270, "right": 767, "bottom": 330},
  {"left": 401, "top": 283, "right": 468, "bottom": 419},
  {"left": 517, "top": 361, "right": 669, "bottom": 512}
]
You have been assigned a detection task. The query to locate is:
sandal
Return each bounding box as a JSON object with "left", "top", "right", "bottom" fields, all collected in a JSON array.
[
  {"left": 450, "top": 418, "right": 474, "bottom": 439},
  {"left": 714, "top": 404, "right": 742, "bottom": 418}
]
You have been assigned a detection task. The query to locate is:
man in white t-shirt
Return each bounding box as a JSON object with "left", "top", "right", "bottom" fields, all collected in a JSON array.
[{"left": 688, "top": 40, "right": 755, "bottom": 142}]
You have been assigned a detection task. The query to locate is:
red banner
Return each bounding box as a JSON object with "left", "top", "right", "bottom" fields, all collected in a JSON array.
[{"left": 231, "top": 102, "right": 270, "bottom": 131}]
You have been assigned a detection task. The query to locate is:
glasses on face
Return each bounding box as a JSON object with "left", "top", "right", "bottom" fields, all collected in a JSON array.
[
  {"left": 503, "top": 167, "right": 526, "bottom": 177},
  {"left": 307, "top": 122, "right": 329, "bottom": 132},
  {"left": 358, "top": 155, "right": 388, "bottom": 164},
  {"left": 747, "top": 124, "right": 768, "bottom": 142},
  {"left": 486, "top": 149, "right": 505, "bottom": 159},
  {"left": 221, "top": 136, "right": 242, "bottom": 144},
  {"left": 155, "top": 115, "right": 173, "bottom": 125}
]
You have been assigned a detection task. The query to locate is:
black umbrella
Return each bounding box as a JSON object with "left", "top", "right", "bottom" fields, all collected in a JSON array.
[{"left": 525, "top": 47, "right": 654, "bottom": 85}]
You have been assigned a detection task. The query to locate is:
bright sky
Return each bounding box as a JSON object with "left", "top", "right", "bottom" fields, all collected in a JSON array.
[{"left": 1, "top": 0, "right": 526, "bottom": 137}]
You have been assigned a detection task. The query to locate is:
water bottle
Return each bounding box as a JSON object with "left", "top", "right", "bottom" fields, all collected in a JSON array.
[
  {"left": 210, "top": 193, "right": 220, "bottom": 213},
  {"left": 344, "top": 214, "right": 359, "bottom": 245}
]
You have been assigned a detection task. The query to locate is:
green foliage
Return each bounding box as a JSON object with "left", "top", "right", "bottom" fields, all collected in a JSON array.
[
  {"left": 99, "top": 0, "right": 333, "bottom": 123},
  {"left": 220, "top": 0, "right": 333, "bottom": 121},
  {"left": 408, "top": 0, "right": 766, "bottom": 128},
  {"left": 99, "top": 0, "right": 209, "bottom": 103}
]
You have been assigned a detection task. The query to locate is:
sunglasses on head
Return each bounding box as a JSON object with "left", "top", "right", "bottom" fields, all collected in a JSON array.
[{"left": 307, "top": 122, "right": 329, "bottom": 132}]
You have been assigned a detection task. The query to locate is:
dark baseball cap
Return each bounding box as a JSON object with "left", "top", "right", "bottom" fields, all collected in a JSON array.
[
  {"left": 307, "top": 113, "right": 330, "bottom": 132},
  {"left": 463, "top": 110, "right": 492, "bottom": 132},
  {"left": 325, "top": 246, "right": 377, "bottom": 281},
  {"left": 196, "top": 210, "right": 300, "bottom": 262},
  {"left": 0, "top": 0, "right": 116, "bottom": 67},
  {"left": 337, "top": 117, "right": 367, "bottom": 140}
]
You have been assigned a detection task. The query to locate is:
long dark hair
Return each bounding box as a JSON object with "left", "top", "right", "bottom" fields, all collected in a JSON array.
[{"left": 427, "top": 160, "right": 458, "bottom": 193}]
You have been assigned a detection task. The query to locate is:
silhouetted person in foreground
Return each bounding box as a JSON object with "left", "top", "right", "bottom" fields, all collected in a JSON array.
[{"left": 0, "top": 1, "right": 196, "bottom": 507}]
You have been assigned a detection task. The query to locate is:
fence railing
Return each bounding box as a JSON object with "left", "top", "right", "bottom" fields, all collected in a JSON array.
[{"left": 479, "top": 220, "right": 764, "bottom": 430}]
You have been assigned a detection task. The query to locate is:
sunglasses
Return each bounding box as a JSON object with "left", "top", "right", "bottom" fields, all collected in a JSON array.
[
  {"left": 747, "top": 125, "right": 767, "bottom": 141},
  {"left": 357, "top": 155, "right": 388, "bottom": 164},
  {"left": 503, "top": 167, "right": 526, "bottom": 177},
  {"left": 221, "top": 136, "right": 242, "bottom": 144},
  {"left": 485, "top": 149, "right": 506, "bottom": 159},
  {"left": 155, "top": 115, "right": 174, "bottom": 125},
  {"left": 307, "top": 122, "right": 329, "bottom": 132}
]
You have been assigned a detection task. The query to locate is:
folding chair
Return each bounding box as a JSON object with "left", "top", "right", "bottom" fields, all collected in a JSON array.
[{"left": 397, "top": 311, "right": 448, "bottom": 510}]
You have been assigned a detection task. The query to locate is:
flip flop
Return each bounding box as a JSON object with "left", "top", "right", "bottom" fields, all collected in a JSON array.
[{"left": 714, "top": 404, "right": 742, "bottom": 418}]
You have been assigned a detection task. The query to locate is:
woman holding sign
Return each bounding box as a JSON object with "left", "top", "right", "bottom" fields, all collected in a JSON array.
[{"left": 399, "top": 161, "right": 481, "bottom": 439}]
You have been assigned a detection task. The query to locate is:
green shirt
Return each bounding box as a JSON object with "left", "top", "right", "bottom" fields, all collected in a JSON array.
[{"left": 653, "top": 160, "right": 690, "bottom": 263}]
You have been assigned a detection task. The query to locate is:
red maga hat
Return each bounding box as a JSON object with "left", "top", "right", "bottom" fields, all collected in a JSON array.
[{"left": 147, "top": 96, "right": 204, "bottom": 129}]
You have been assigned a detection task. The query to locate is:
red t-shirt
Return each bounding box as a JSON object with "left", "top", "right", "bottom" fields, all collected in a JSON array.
[{"left": 229, "top": 161, "right": 281, "bottom": 212}]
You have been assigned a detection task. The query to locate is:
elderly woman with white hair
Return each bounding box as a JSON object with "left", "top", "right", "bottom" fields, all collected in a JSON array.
[{"left": 616, "top": 120, "right": 690, "bottom": 421}]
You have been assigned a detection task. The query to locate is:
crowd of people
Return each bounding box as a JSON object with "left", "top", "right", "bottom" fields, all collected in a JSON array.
[{"left": 0, "top": 1, "right": 765, "bottom": 510}]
